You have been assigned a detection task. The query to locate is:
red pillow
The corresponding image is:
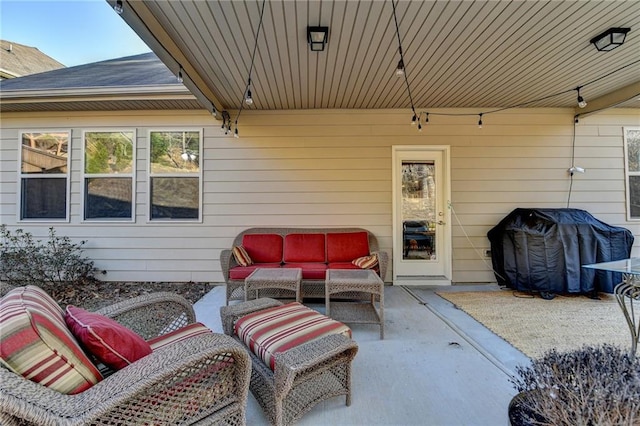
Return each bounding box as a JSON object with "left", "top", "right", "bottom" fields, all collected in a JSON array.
[{"left": 64, "top": 306, "right": 152, "bottom": 370}]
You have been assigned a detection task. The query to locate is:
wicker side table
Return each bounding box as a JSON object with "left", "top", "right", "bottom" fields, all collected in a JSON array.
[
  {"left": 325, "top": 269, "right": 385, "bottom": 339},
  {"left": 245, "top": 268, "right": 302, "bottom": 303}
]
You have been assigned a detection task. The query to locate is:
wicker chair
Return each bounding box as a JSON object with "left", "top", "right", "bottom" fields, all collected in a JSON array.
[
  {"left": 1, "top": 292, "right": 251, "bottom": 426},
  {"left": 221, "top": 298, "right": 358, "bottom": 426}
]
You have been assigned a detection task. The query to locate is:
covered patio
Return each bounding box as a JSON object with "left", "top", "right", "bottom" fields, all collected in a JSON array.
[{"left": 195, "top": 284, "right": 529, "bottom": 425}]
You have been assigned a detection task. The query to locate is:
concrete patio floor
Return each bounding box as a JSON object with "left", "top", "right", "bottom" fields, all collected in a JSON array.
[{"left": 194, "top": 284, "right": 530, "bottom": 426}]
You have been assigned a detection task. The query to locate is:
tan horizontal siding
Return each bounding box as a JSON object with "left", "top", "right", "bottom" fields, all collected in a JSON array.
[{"left": 1, "top": 108, "right": 638, "bottom": 284}]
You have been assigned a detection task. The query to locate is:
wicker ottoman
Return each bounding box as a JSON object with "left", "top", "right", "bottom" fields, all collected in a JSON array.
[{"left": 220, "top": 298, "right": 358, "bottom": 426}]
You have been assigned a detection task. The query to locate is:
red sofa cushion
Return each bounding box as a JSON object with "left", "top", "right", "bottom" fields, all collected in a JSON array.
[
  {"left": 283, "top": 234, "right": 326, "bottom": 263},
  {"left": 327, "top": 231, "right": 370, "bottom": 262},
  {"left": 283, "top": 263, "right": 327, "bottom": 280},
  {"left": 229, "top": 263, "right": 282, "bottom": 280},
  {"left": 328, "top": 262, "right": 361, "bottom": 271},
  {"left": 242, "top": 234, "right": 283, "bottom": 263}
]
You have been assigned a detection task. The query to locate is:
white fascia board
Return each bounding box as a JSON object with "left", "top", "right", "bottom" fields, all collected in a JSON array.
[{"left": 0, "top": 84, "right": 193, "bottom": 100}]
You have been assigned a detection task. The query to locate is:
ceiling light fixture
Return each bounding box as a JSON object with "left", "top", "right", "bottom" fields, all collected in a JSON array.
[
  {"left": 590, "top": 27, "right": 630, "bottom": 51},
  {"left": 114, "top": 0, "right": 123, "bottom": 14},
  {"left": 576, "top": 86, "right": 587, "bottom": 108},
  {"left": 307, "top": 26, "right": 329, "bottom": 52}
]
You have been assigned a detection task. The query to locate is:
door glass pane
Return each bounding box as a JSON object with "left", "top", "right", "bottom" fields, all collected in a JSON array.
[{"left": 402, "top": 161, "right": 436, "bottom": 260}]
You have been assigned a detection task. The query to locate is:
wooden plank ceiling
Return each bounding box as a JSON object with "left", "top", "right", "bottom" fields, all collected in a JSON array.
[{"left": 115, "top": 0, "right": 639, "bottom": 112}]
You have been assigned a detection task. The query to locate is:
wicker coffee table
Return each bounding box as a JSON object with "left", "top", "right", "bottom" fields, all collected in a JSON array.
[
  {"left": 245, "top": 268, "right": 302, "bottom": 302},
  {"left": 325, "top": 269, "right": 384, "bottom": 339}
]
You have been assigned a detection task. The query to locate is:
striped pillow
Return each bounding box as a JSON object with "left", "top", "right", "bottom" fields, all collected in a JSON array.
[
  {"left": 235, "top": 302, "right": 351, "bottom": 370},
  {"left": 232, "top": 245, "right": 253, "bottom": 266},
  {"left": 352, "top": 254, "right": 378, "bottom": 269},
  {"left": 0, "top": 286, "right": 102, "bottom": 394}
]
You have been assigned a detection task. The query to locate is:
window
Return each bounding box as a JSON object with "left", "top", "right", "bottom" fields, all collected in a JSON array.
[
  {"left": 19, "top": 131, "right": 70, "bottom": 220},
  {"left": 83, "top": 130, "right": 135, "bottom": 220},
  {"left": 149, "top": 130, "right": 202, "bottom": 221},
  {"left": 625, "top": 127, "right": 640, "bottom": 220}
]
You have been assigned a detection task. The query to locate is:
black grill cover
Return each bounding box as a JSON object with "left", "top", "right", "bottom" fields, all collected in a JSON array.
[{"left": 487, "top": 208, "right": 634, "bottom": 294}]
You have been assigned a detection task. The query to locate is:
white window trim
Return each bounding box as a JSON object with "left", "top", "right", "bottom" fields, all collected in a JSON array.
[
  {"left": 147, "top": 128, "right": 203, "bottom": 223},
  {"left": 624, "top": 126, "right": 640, "bottom": 221},
  {"left": 81, "top": 129, "right": 137, "bottom": 223},
  {"left": 17, "top": 129, "right": 71, "bottom": 223}
]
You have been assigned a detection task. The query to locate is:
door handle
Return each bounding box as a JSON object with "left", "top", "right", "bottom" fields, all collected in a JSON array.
[{"left": 437, "top": 220, "right": 446, "bottom": 225}]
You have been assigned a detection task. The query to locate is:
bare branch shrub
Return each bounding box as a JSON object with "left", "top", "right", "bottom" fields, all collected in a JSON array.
[
  {"left": 0, "top": 225, "right": 102, "bottom": 291},
  {"left": 510, "top": 344, "right": 640, "bottom": 425}
]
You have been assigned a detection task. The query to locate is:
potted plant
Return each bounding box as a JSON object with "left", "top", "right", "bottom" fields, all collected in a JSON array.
[{"left": 509, "top": 344, "right": 640, "bottom": 426}]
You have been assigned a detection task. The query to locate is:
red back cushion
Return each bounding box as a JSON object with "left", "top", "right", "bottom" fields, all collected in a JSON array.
[
  {"left": 283, "top": 234, "right": 326, "bottom": 262},
  {"left": 327, "top": 231, "right": 370, "bottom": 262},
  {"left": 242, "top": 234, "right": 284, "bottom": 263},
  {"left": 65, "top": 306, "right": 152, "bottom": 371},
  {"left": 0, "top": 286, "right": 103, "bottom": 394}
]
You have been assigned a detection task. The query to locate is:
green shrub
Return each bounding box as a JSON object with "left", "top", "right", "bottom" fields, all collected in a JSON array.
[{"left": 0, "top": 225, "right": 102, "bottom": 288}]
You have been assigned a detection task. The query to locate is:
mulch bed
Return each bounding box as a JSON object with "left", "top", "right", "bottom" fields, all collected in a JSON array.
[{"left": 0, "top": 279, "right": 217, "bottom": 311}]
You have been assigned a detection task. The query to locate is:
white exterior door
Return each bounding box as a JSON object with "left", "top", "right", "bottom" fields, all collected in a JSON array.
[{"left": 392, "top": 146, "right": 451, "bottom": 285}]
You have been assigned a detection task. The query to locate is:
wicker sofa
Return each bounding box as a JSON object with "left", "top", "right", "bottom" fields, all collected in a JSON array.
[
  {"left": 0, "top": 286, "right": 251, "bottom": 426},
  {"left": 220, "top": 227, "right": 389, "bottom": 304}
]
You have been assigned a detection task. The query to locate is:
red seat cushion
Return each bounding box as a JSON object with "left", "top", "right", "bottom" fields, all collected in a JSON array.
[
  {"left": 148, "top": 322, "right": 212, "bottom": 351},
  {"left": 65, "top": 306, "right": 152, "bottom": 370},
  {"left": 242, "top": 234, "right": 283, "bottom": 263},
  {"left": 283, "top": 263, "right": 327, "bottom": 279},
  {"left": 283, "top": 234, "right": 326, "bottom": 262},
  {"left": 328, "top": 262, "right": 361, "bottom": 271},
  {"left": 327, "top": 231, "right": 370, "bottom": 262},
  {"left": 229, "top": 263, "right": 282, "bottom": 280},
  {"left": 234, "top": 302, "right": 351, "bottom": 370}
]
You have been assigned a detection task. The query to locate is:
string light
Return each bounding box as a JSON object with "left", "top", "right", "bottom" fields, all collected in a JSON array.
[
  {"left": 576, "top": 86, "right": 587, "bottom": 108},
  {"left": 234, "top": 0, "right": 266, "bottom": 138},
  {"left": 395, "top": 59, "right": 405, "bottom": 77},
  {"left": 406, "top": 59, "right": 639, "bottom": 130},
  {"left": 411, "top": 113, "right": 417, "bottom": 125},
  {"left": 177, "top": 66, "right": 184, "bottom": 83}
]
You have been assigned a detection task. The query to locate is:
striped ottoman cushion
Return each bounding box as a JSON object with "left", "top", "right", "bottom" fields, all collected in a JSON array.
[
  {"left": 0, "top": 286, "right": 102, "bottom": 394},
  {"left": 234, "top": 302, "right": 351, "bottom": 370}
]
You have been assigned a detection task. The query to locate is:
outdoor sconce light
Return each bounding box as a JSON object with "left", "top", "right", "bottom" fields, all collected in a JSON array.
[
  {"left": 307, "top": 26, "right": 329, "bottom": 51},
  {"left": 590, "top": 27, "right": 630, "bottom": 51}
]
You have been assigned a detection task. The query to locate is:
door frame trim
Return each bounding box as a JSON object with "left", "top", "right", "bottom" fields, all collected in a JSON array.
[{"left": 391, "top": 145, "right": 452, "bottom": 285}]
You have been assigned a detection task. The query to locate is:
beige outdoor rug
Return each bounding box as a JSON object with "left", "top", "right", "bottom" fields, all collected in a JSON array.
[{"left": 436, "top": 290, "right": 634, "bottom": 359}]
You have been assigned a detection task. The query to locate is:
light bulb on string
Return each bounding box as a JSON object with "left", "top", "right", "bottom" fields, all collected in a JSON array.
[
  {"left": 576, "top": 87, "right": 587, "bottom": 108},
  {"left": 395, "top": 59, "right": 405, "bottom": 77},
  {"left": 417, "top": 122, "right": 422, "bottom": 132},
  {"left": 177, "top": 67, "right": 184, "bottom": 84},
  {"left": 245, "top": 89, "right": 253, "bottom": 105},
  {"left": 411, "top": 113, "right": 417, "bottom": 125},
  {"left": 478, "top": 113, "right": 483, "bottom": 129},
  {"left": 234, "top": 127, "right": 239, "bottom": 138},
  {"left": 425, "top": 113, "right": 429, "bottom": 124}
]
